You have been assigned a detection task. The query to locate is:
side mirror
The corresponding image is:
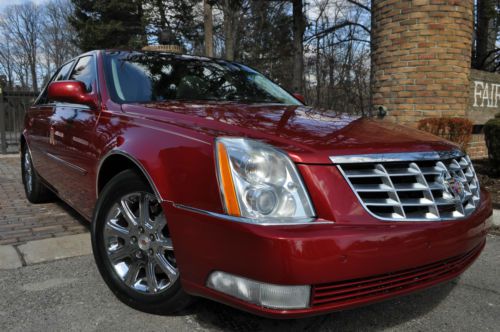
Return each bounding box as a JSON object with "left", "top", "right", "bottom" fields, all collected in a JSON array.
[
  {"left": 292, "top": 92, "right": 306, "bottom": 104},
  {"left": 47, "top": 81, "right": 97, "bottom": 109}
]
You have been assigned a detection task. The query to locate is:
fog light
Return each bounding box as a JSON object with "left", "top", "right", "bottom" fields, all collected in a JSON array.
[{"left": 207, "top": 271, "right": 310, "bottom": 309}]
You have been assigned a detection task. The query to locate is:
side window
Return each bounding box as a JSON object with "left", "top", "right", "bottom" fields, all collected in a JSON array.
[
  {"left": 35, "top": 61, "right": 74, "bottom": 105},
  {"left": 69, "top": 56, "right": 96, "bottom": 92},
  {"left": 54, "top": 61, "right": 75, "bottom": 81}
]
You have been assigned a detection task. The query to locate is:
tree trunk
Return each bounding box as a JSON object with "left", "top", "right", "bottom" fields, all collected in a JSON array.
[
  {"left": 223, "top": 1, "right": 237, "bottom": 61},
  {"left": 156, "top": 0, "right": 167, "bottom": 29},
  {"left": 315, "top": 21, "right": 321, "bottom": 106},
  {"left": 328, "top": 57, "right": 334, "bottom": 108},
  {"left": 475, "top": 0, "right": 490, "bottom": 68},
  {"left": 204, "top": 0, "right": 214, "bottom": 57},
  {"left": 292, "top": 0, "right": 305, "bottom": 93},
  {"left": 474, "top": 0, "right": 498, "bottom": 70},
  {"left": 30, "top": 51, "right": 38, "bottom": 92}
]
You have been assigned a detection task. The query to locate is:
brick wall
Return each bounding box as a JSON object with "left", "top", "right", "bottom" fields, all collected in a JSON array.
[
  {"left": 467, "top": 134, "right": 488, "bottom": 159},
  {"left": 370, "top": 0, "right": 496, "bottom": 158},
  {"left": 371, "top": 0, "right": 474, "bottom": 124}
]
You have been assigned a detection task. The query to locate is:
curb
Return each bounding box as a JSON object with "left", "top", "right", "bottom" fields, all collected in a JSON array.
[
  {"left": 0, "top": 153, "right": 19, "bottom": 159},
  {"left": 0, "top": 245, "right": 23, "bottom": 269},
  {"left": 0, "top": 233, "right": 91, "bottom": 270},
  {"left": 492, "top": 209, "right": 500, "bottom": 228}
]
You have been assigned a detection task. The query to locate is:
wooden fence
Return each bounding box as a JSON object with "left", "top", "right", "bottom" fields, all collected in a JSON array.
[{"left": 0, "top": 89, "right": 38, "bottom": 154}]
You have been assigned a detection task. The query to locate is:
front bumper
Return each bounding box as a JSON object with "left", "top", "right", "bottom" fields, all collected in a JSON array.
[{"left": 163, "top": 190, "right": 492, "bottom": 319}]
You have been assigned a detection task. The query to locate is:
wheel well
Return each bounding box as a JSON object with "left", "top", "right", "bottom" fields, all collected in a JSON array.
[
  {"left": 97, "top": 154, "right": 152, "bottom": 196},
  {"left": 20, "top": 135, "right": 26, "bottom": 151}
]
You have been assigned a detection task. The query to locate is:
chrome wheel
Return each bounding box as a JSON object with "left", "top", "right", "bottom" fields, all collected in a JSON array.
[
  {"left": 103, "top": 192, "right": 178, "bottom": 294},
  {"left": 23, "top": 149, "right": 33, "bottom": 194}
]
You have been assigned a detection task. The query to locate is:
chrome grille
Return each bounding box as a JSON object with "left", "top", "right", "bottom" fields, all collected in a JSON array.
[{"left": 333, "top": 151, "right": 481, "bottom": 221}]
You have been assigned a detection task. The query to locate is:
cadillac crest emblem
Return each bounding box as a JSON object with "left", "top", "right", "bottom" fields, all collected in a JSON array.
[{"left": 438, "top": 170, "right": 466, "bottom": 203}]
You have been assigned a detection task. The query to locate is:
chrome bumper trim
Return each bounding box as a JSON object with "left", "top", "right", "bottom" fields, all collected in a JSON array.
[{"left": 173, "top": 203, "right": 334, "bottom": 226}]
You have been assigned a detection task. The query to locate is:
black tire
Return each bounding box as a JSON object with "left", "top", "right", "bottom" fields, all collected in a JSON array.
[
  {"left": 91, "top": 169, "right": 192, "bottom": 314},
  {"left": 21, "top": 145, "right": 53, "bottom": 203}
]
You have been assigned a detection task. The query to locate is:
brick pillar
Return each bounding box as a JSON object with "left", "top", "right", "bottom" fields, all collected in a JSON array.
[{"left": 371, "top": 0, "right": 474, "bottom": 125}]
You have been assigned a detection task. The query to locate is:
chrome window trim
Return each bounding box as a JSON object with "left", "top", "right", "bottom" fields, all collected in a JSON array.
[
  {"left": 330, "top": 150, "right": 464, "bottom": 164},
  {"left": 173, "top": 203, "right": 333, "bottom": 226}
]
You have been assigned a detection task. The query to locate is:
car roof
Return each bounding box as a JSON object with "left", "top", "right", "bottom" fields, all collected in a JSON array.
[{"left": 99, "top": 49, "right": 223, "bottom": 63}]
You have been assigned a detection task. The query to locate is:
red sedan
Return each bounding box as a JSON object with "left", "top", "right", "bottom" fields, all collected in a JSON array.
[{"left": 21, "top": 50, "right": 493, "bottom": 318}]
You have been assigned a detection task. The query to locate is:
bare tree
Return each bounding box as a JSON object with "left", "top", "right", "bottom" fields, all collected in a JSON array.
[
  {"left": 0, "top": 28, "right": 15, "bottom": 88},
  {"left": 303, "top": 0, "right": 371, "bottom": 114},
  {"left": 1, "top": 2, "right": 42, "bottom": 91},
  {"left": 42, "top": 0, "right": 79, "bottom": 69},
  {"left": 219, "top": 0, "right": 243, "bottom": 61},
  {"left": 12, "top": 49, "right": 30, "bottom": 89}
]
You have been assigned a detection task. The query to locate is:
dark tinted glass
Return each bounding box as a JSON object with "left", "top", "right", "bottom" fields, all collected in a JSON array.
[
  {"left": 104, "top": 51, "right": 300, "bottom": 105},
  {"left": 35, "top": 61, "right": 74, "bottom": 105},
  {"left": 69, "top": 56, "right": 96, "bottom": 92},
  {"left": 54, "top": 61, "right": 74, "bottom": 81}
]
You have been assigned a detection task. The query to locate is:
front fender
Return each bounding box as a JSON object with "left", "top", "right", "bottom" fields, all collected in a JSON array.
[{"left": 96, "top": 111, "right": 224, "bottom": 214}]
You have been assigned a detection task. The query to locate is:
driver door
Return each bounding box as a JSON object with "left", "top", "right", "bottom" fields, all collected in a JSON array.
[{"left": 46, "top": 55, "right": 100, "bottom": 217}]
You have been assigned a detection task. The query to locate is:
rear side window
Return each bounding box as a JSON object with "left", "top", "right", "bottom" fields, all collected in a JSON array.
[
  {"left": 54, "top": 61, "right": 74, "bottom": 81},
  {"left": 35, "top": 61, "right": 74, "bottom": 105},
  {"left": 69, "top": 56, "right": 96, "bottom": 92}
]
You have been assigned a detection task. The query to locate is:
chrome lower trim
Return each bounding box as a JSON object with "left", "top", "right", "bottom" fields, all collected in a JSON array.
[
  {"left": 173, "top": 203, "right": 334, "bottom": 226},
  {"left": 46, "top": 152, "right": 88, "bottom": 175},
  {"left": 330, "top": 150, "right": 464, "bottom": 164}
]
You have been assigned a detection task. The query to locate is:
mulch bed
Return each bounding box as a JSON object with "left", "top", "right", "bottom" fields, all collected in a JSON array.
[{"left": 473, "top": 159, "right": 500, "bottom": 210}]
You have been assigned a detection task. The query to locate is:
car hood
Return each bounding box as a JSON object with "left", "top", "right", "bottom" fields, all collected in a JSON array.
[{"left": 123, "top": 101, "right": 459, "bottom": 164}]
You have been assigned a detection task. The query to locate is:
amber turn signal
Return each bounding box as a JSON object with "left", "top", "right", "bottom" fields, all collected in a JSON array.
[{"left": 216, "top": 142, "right": 241, "bottom": 216}]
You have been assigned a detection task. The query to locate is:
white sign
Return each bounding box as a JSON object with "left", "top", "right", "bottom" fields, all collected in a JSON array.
[{"left": 473, "top": 81, "right": 500, "bottom": 108}]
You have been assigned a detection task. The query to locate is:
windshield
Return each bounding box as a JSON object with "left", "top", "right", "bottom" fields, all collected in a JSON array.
[{"left": 103, "top": 51, "right": 301, "bottom": 105}]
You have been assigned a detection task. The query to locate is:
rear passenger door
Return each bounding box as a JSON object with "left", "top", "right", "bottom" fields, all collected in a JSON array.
[{"left": 27, "top": 61, "right": 75, "bottom": 185}]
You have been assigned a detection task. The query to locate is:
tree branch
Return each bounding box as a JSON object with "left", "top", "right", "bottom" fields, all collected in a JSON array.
[
  {"left": 305, "top": 21, "right": 371, "bottom": 42},
  {"left": 346, "top": 0, "right": 370, "bottom": 12}
]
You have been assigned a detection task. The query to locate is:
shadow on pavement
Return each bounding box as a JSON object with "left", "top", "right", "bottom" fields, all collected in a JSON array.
[
  {"left": 189, "top": 280, "right": 458, "bottom": 331},
  {"left": 54, "top": 199, "right": 90, "bottom": 231}
]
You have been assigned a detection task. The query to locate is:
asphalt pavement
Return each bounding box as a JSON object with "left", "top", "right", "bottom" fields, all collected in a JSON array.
[{"left": 1, "top": 234, "right": 499, "bottom": 332}]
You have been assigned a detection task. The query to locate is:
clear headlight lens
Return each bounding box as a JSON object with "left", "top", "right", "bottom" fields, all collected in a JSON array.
[{"left": 215, "top": 137, "right": 315, "bottom": 223}]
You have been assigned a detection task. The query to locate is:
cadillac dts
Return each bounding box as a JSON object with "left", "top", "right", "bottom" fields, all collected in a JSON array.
[{"left": 21, "top": 50, "right": 493, "bottom": 318}]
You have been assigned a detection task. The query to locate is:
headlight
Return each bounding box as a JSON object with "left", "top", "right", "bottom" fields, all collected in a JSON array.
[{"left": 215, "top": 137, "right": 315, "bottom": 223}]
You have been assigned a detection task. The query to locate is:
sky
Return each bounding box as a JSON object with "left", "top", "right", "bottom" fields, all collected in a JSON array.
[{"left": 0, "top": 0, "right": 47, "bottom": 12}]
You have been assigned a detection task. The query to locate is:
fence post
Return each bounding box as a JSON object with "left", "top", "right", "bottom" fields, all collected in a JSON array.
[{"left": 0, "top": 88, "right": 6, "bottom": 154}]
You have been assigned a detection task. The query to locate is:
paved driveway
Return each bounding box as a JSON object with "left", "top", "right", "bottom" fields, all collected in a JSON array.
[
  {"left": 1, "top": 234, "right": 499, "bottom": 332},
  {"left": 0, "top": 155, "right": 88, "bottom": 246},
  {"left": 1, "top": 154, "right": 499, "bottom": 331}
]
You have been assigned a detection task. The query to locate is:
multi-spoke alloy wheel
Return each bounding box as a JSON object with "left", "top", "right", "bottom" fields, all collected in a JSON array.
[
  {"left": 103, "top": 192, "right": 178, "bottom": 294},
  {"left": 21, "top": 145, "right": 52, "bottom": 203},
  {"left": 23, "top": 149, "right": 33, "bottom": 194},
  {"left": 92, "top": 169, "right": 191, "bottom": 314}
]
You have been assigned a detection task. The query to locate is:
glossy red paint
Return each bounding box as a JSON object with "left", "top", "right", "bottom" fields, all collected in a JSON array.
[
  {"left": 292, "top": 92, "right": 306, "bottom": 104},
  {"left": 47, "top": 80, "right": 98, "bottom": 109},
  {"left": 22, "top": 50, "right": 492, "bottom": 318}
]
